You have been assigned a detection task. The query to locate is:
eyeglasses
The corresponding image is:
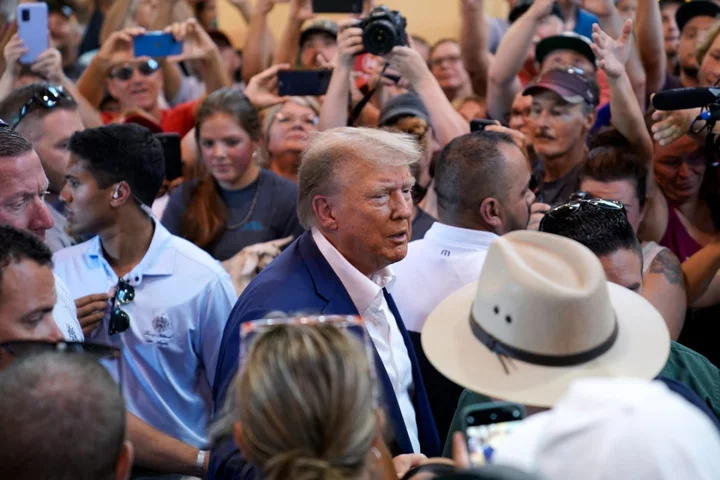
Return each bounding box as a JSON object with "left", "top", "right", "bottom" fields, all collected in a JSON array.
[
  {"left": 0, "top": 118, "right": 8, "bottom": 128},
  {"left": 539, "top": 198, "right": 626, "bottom": 232},
  {"left": 429, "top": 54, "right": 462, "bottom": 68},
  {"left": 569, "top": 191, "right": 593, "bottom": 202},
  {"left": 9, "top": 85, "right": 73, "bottom": 131},
  {"left": 0, "top": 340, "right": 120, "bottom": 361},
  {"left": 108, "top": 279, "right": 135, "bottom": 335},
  {"left": 109, "top": 59, "right": 160, "bottom": 81},
  {"left": 275, "top": 112, "right": 319, "bottom": 126}
]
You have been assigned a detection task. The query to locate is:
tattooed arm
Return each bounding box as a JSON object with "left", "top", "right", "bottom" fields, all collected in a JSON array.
[
  {"left": 642, "top": 248, "right": 687, "bottom": 340},
  {"left": 682, "top": 241, "right": 720, "bottom": 309}
]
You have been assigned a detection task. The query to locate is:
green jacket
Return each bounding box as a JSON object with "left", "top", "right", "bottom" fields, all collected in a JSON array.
[{"left": 442, "top": 341, "right": 720, "bottom": 457}]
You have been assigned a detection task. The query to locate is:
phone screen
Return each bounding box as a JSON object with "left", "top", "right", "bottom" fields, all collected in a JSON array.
[{"left": 464, "top": 402, "right": 525, "bottom": 466}]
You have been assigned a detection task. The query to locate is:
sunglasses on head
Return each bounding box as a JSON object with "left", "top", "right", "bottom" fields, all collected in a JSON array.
[
  {"left": 539, "top": 198, "right": 626, "bottom": 231},
  {"left": 10, "top": 85, "right": 73, "bottom": 131},
  {"left": 109, "top": 279, "right": 135, "bottom": 335},
  {"left": 109, "top": 59, "right": 160, "bottom": 81}
]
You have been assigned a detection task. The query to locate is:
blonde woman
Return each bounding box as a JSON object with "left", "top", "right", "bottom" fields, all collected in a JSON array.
[{"left": 260, "top": 97, "right": 321, "bottom": 183}]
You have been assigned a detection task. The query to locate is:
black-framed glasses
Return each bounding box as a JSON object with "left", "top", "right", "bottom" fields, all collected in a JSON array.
[
  {"left": 109, "top": 59, "right": 160, "bottom": 81},
  {"left": 0, "top": 118, "right": 8, "bottom": 128},
  {"left": 539, "top": 198, "right": 626, "bottom": 232},
  {"left": 569, "top": 191, "right": 593, "bottom": 201},
  {"left": 109, "top": 279, "right": 135, "bottom": 335},
  {"left": 0, "top": 340, "right": 120, "bottom": 360},
  {"left": 9, "top": 85, "right": 73, "bottom": 131}
]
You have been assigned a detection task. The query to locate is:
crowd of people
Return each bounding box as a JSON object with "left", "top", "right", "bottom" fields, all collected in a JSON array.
[{"left": 0, "top": 0, "right": 719, "bottom": 479}]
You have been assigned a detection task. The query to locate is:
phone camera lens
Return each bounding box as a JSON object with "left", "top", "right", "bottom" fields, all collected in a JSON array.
[
  {"left": 467, "top": 416, "right": 474, "bottom": 424},
  {"left": 22, "top": 10, "right": 30, "bottom": 22},
  {"left": 513, "top": 410, "right": 520, "bottom": 418},
  {"left": 490, "top": 413, "right": 497, "bottom": 421}
]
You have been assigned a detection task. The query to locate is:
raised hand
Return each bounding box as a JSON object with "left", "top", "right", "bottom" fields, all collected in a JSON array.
[
  {"left": 575, "top": 0, "right": 615, "bottom": 18},
  {"left": 290, "top": 0, "right": 314, "bottom": 22},
  {"left": 336, "top": 18, "right": 364, "bottom": 69},
  {"left": 165, "top": 18, "right": 217, "bottom": 62},
  {"left": 244, "top": 63, "right": 291, "bottom": 110},
  {"left": 384, "top": 45, "right": 431, "bottom": 87},
  {"left": 31, "top": 48, "right": 65, "bottom": 84},
  {"left": 3, "top": 34, "right": 27, "bottom": 77},
  {"left": 528, "top": 0, "right": 558, "bottom": 19},
  {"left": 591, "top": 20, "right": 633, "bottom": 79},
  {"left": 651, "top": 107, "right": 698, "bottom": 146},
  {"left": 96, "top": 27, "right": 146, "bottom": 68}
]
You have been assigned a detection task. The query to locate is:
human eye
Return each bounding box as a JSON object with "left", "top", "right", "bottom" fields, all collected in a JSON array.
[
  {"left": 200, "top": 139, "right": 214, "bottom": 149},
  {"left": 224, "top": 138, "right": 241, "bottom": 147}
]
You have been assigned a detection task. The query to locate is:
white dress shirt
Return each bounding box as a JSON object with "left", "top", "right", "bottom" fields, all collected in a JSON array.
[
  {"left": 391, "top": 223, "right": 499, "bottom": 333},
  {"left": 312, "top": 228, "right": 421, "bottom": 453},
  {"left": 53, "top": 222, "right": 237, "bottom": 448}
]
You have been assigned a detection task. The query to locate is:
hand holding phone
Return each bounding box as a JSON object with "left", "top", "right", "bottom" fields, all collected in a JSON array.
[
  {"left": 464, "top": 402, "right": 525, "bottom": 466},
  {"left": 16, "top": 3, "right": 48, "bottom": 64},
  {"left": 470, "top": 119, "right": 496, "bottom": 132}
]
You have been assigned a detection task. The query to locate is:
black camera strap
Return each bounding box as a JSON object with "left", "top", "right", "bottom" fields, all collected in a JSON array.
[{"left": 347, "top": 63, "right": 389, "bottom": 126}]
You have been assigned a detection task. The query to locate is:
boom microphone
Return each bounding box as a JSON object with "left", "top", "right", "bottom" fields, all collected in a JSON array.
[{"left": 652, "top": 87, "right": 720, "bottom": 111}]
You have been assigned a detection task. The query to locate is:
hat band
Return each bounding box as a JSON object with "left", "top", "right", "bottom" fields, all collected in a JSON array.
[{"left": 469, "top": 311, "right": 619, "bottom": 368}]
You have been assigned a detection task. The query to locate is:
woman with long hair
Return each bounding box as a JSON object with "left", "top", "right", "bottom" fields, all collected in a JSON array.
[
  {"left": 161, "top": 88, "right": 303, "bottom": 261},
  {"left": 260, "top": 97, "right": 320, "bottom": 183}
]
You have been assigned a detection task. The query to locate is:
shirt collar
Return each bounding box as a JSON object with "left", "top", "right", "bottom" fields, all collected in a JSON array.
[
  {"left": 312, "top": 228, "right": 395, "bottom": 314},
  {"left": 86, "top": 221, "right": 175, "bottom": 281},
  {"left": 424, "top": 223, "right": 499, "bottom": 251}
]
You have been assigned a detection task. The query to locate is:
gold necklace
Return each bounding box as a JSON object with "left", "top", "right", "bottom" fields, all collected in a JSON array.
[{"left": 225, "top": 180, "right": 261, "bottom": 231}]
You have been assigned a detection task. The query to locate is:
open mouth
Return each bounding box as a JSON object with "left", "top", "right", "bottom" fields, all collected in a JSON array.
[{"left": 389, "top": 231, "right": 408, "bottom": 243}]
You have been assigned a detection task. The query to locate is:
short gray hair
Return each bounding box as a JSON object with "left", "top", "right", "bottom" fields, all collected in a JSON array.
[
  {"left": 297, "top": 127, "right": 421, "bottom": 228},
  {"left": 0, "top": 352, "right": 126, "bottom": 480}
]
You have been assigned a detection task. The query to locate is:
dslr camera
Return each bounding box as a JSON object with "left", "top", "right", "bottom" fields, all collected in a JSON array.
[{"left": 359, "top": 5, "right": 407, "bottom": 56}]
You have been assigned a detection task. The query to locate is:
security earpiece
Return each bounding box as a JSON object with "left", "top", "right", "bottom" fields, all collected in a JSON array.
[{"left": 112, "top": 185, "right": 121, "bottom": 199}]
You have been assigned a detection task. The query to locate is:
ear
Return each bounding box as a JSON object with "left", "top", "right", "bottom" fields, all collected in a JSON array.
[
  {"left": 479, "top": 197, "right": 504, "bottom": 232},
  {"left": 233, "top": 423, "right": 246, "bottom": 453},
  {"left": 582, "top": 108, "right": 596, "bottom": 132},
  {"left": 311, "top": 194, "right": 339, "bottom": 231},
  {"left": 115, "top": 441, "right": 134, "bottom": 480},
  {"left": 109, "top": 181, "right": 132, "bottom": 208},
  {"left": 105, "top": 78, "right": 120, "bottom": 101}
]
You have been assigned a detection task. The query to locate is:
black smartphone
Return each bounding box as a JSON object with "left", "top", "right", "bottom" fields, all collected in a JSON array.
[
  {"left": 277, "top": 69, "right": 333, "bottom": 97},
  {"left": 470, "top": 119, "right": 496, "bottom": 132},
  {"left": 154, "top": 133, "right": 182, "bottom": 181},
  {"left": 463, "top": 402, "right": 526, "bottom": 466},
  {"left": 312, "top": 0, "right": 364, "bottom": 13}
]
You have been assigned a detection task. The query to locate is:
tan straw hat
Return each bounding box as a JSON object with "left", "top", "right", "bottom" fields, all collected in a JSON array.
[{"left": 421, "top": 231, "right": 670, "bottom": 408}]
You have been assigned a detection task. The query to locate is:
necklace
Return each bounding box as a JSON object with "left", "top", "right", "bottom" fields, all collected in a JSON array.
[{"left": 225, "top": 181, "right": 261, "bottom": 231}]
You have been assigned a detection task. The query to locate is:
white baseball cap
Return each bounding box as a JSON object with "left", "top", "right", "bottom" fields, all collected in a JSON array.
[{"left": 493, "top": 377, "right": 720, "bottom": 480}]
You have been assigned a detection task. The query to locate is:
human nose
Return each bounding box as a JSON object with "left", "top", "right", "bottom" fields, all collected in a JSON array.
[
  {"left": 677, "top": 161, "right": 691, "bottom": 179},
  {"left": 211, "top": 142, "right": 227, "bottom": 158},
  {"left": 391, "top": 190, "right": 413, "bottom": 220},
  {"left": 44, "top": 315, "right": 65, "bottom": 342},
  {"left": 31, "top": 198, "right": 55, "bottom": 231}
]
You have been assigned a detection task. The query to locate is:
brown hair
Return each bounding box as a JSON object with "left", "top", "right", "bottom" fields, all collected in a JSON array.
[{"left": 181, "top": 88, "right": 261, "bottom": 250}]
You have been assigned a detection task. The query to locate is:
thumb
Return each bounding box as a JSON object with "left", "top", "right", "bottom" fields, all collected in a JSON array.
[
  {"left": 620, "top": 18, "right": 633, "bottom": 41},
  {"left": 270, "top": 235, "right": 294, "bottom": 248}
]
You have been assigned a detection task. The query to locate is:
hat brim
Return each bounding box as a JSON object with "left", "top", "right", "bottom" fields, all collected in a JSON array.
[
  {"left": 536, "top": 36, "right": 596, "bottom": 68},
  {"left": 421, "top": 282, "right": 670, "bottom": 408},
  {"left": 522, "top": 83, "right": 586, "bottom": 104},
  {"left": 379, "top": 108, "right": 430, "bottom": 126}
]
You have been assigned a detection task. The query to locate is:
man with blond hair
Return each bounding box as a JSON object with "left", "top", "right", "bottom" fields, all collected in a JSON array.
[{"left": 209, "top": 127, "right": 440, "bottom": 479}]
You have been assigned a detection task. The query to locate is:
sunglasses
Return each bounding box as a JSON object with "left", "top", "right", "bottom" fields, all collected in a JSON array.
[
  {"left": 108, "top": 279, "right": 135, "bottom": 335},
  {"left": 539, "top": 198, "right": 626, "bottom": 232},
  {"left": 109, "top": 59, "right": 160, "bottom": 81},
  {"left": 10, "top": 85, "right": 73, "bottom": 131},
  {"left": 0, "top": 340, "right": 120, "bottom": 361}
]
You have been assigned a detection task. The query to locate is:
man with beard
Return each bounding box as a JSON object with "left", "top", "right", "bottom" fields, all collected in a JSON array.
[
  {"left": 675, "top": 0, "right": 720, "bottom": 87},
  {"left": 391, "top": 128, "right": 535, "bottom": 441}
]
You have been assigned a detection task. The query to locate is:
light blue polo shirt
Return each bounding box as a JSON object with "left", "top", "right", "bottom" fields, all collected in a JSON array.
[{"left": 53, "top": 221, "right": 237, "bottom": 448}]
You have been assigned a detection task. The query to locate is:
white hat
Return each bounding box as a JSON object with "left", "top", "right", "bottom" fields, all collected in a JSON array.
[
  {"left": 493, "top": 377, "right": 720, "bottom": 480},
  {"left": 421, "top": 231, "right": 670, "bottom": 407}
]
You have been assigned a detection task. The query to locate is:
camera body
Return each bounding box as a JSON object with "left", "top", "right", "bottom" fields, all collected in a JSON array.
[{"left": 359, "top": 5, "right": 407, "bottom": 56}]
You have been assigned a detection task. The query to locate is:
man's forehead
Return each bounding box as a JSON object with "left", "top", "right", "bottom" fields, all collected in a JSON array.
[
  {"left": 109, "top": 52, "right": 148, "bottom": 67},
  {"left": 38, "top": 108, "right": 84, "bottom": 137}
]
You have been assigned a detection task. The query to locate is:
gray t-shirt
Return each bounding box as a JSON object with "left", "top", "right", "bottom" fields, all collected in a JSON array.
[
  {"left": 533, "top": 162, "right": 584, "bottom": 206},
  {"left": 161, "top": 169, "right": 304, "bottom": 261}
]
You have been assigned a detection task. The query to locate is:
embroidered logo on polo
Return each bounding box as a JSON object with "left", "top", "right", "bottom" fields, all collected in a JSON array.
[{"left": 144, "top": 314, "right": 173, "bottom": 346}]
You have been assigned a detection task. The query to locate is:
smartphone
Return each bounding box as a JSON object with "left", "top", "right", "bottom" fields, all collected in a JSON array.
[
  {"left": 277, "top": 69, "right": 332, "bottom": 97},
  {"left": 17, "top": 3, "right": 48, "bottom": 64},
  {"left": 464, "top": 402, "right": 526, "bottom": 466},
  {"left": 154, "top": 133, "right": 183, "bottom": 181},
  {"left": 133, "top": 32, "right": 182, "bottom": 58},
  {"left": 470, "top": 119, "right": 496, "bottom": 133},
  {"left": 312, "top": 0, "right": 364, "bottom": 13}
]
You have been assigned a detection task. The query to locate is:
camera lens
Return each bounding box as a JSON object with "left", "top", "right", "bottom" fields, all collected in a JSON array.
[
  {"left": 22, "top": 10, "right": 30, "bottom": 22},
  {"left": 490, "top": 413, "right": 497, "bottom": 421},
  {"left": 362, "top": 20, "right": 397, "bottom": 56}
]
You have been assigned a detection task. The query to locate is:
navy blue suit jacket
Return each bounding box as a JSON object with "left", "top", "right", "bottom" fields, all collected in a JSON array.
[{"left": 209, "top": 231, "right": 440, "bottom": 479}]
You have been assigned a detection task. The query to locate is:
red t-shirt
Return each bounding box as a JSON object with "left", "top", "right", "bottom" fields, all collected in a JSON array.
[{"left": 101, "top": 99, "right": 200, "bottom": 137}]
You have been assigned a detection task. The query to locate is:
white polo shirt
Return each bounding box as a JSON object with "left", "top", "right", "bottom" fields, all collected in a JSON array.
[
  {"left": 53, "top": 273, "right": 84, "bottom": 342},
  {"left": 52, "top": 222, "right": 237, "bottom": 448},
  {"left": 391, "top": 223, "right": 499, "bottom": 333},
  {"left": 312, "top": 228, "right": 421, "bottom": 453}
]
